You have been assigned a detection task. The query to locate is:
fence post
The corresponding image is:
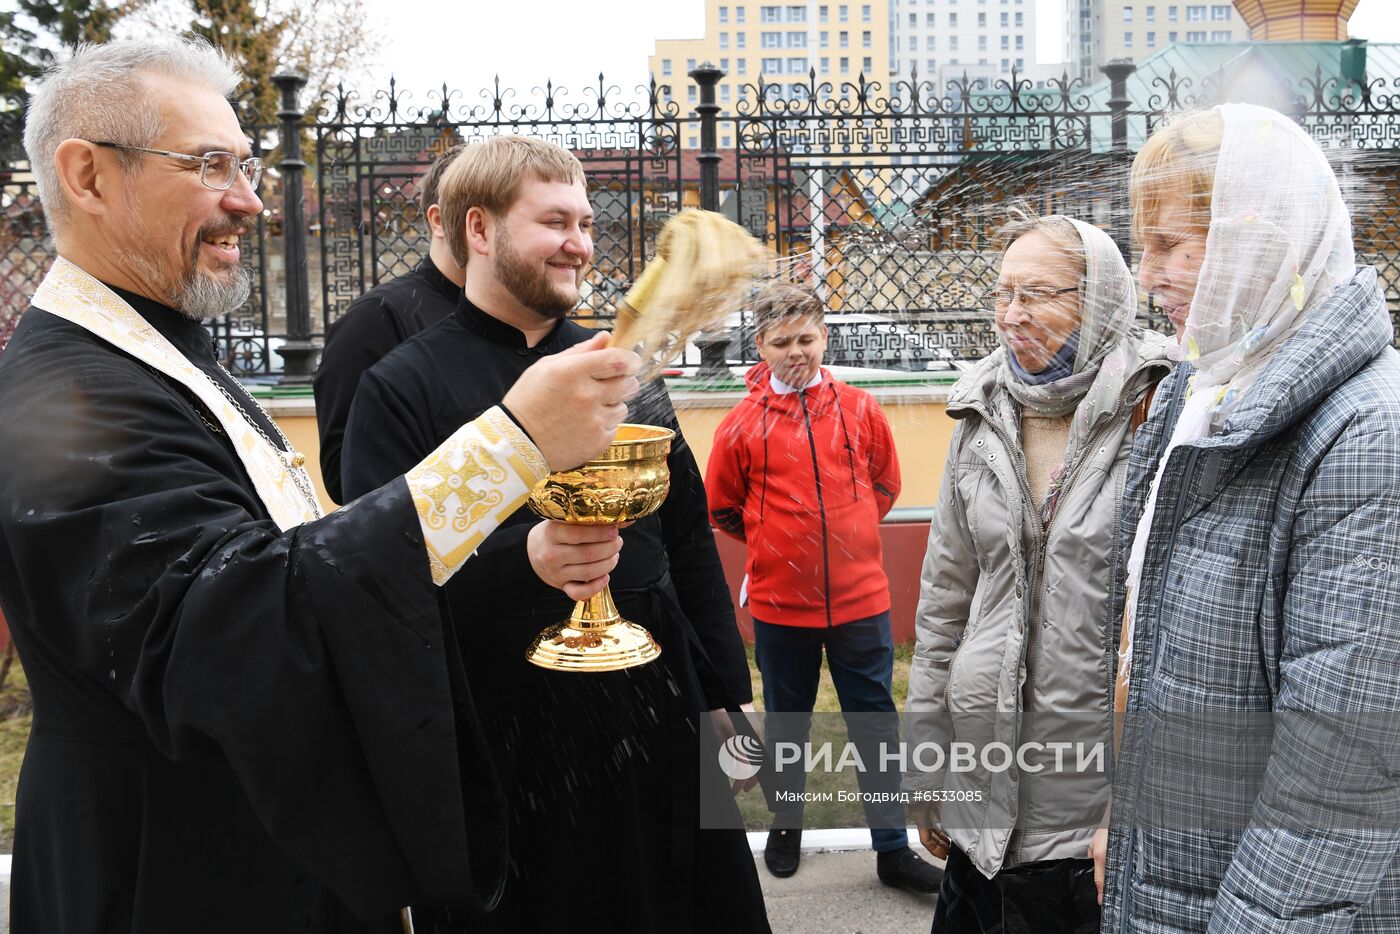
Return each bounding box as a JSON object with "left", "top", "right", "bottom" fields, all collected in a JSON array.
[
  {"left": 1100, "top": 59, "right": 1136, "bottom": 262},
  {"left": 689, "top": 62, "right": 724, "bottom": 212},
  {"left": 271, "top": 71, "right": 317, "bottom": 385}
]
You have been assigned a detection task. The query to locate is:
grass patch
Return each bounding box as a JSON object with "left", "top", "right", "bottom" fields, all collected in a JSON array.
[
  {"left": 0, "top": 649, "right": 31, "bottom": 854},
  {"left": 736, "top": 641, "right": 913, "bottom": 831}
]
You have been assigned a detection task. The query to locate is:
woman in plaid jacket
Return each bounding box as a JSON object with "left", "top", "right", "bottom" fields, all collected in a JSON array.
[{"left": 1097, "top": 104, "right": 1400, "bottom": 932}]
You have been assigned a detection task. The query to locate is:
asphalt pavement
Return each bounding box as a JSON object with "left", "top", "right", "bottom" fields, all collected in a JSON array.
[{"left": 749, "top": 830, "right": 942, "bottom": 934}]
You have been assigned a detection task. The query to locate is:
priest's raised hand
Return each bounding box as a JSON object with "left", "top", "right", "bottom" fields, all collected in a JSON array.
[{"left": 501, "top": 330, "right": 640, "bottom": 471}]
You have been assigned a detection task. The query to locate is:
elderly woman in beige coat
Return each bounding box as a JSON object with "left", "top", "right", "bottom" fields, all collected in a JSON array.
[{"left": 904, "top": 213, "right": 1171, "bottom": 933}]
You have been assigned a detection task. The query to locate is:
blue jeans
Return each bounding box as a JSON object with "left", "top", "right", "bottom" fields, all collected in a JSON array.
[{"left": 753, "top": 611, "right": 907, "bottom": 852}]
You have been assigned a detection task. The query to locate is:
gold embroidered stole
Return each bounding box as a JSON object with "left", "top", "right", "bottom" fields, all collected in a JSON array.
[{"left": 31, "top": 257, "right": 321, "bottom": 531}]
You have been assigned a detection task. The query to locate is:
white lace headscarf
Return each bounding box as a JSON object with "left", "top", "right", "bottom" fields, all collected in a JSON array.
[{"left": 1118, "top": 104, "right": 1355, "bottom": 696}]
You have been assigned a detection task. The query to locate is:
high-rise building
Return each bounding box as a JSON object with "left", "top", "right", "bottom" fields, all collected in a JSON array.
[
  {"left": 650, "top": 0, "right": 892, "bottom": 142},
  {"left": 887, "top": 0, "right": 1060, "bottom": 94},
  {"left": 1067, "top": 1, "right": 1251, "bottom": 85}
]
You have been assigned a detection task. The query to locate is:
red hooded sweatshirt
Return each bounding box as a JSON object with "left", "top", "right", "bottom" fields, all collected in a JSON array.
[{"left": 705, "top": 363, "right": 900, "bottom": 628}]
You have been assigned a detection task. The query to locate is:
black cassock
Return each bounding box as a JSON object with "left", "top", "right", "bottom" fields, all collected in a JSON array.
[
  {"left": 0, "top": 290, "right": 512, "bottom": 932},
  {"left": 342, "top": 297, "right": 770, "bottom": 933}
]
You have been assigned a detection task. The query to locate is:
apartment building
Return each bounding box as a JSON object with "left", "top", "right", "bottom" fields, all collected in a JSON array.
[
  {"left": 1067, "top": 0, "right": 1250, "bottom": 84},
  {"left": 887, "top": 0, "right": 1060, "bottom": 94},
  {"left": 650, "top": 0, "right": 892, "bottom": 144}
]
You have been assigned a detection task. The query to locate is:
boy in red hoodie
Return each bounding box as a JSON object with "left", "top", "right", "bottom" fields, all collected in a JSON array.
[{"left": 706, "top": 282, "right": 940, "bottom": 894}]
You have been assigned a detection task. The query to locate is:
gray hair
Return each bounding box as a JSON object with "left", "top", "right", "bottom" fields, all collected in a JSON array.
[
  {"left": 23, "top": 38, "right": 242, "bottom": 229},
  {"left": 992, "top": 204, "right": 1087, "bottom": 273}
]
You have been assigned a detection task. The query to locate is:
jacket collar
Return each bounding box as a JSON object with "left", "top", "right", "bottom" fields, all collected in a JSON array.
[
  {"left": 454, "top": 292, "right": 574, "bottom": 355},
  {"left": 415, "top": 256, "right": 462, "bottom": 305},
  {"left": 742, "top": 361, "right": 838, "bottom": 413},
  {"left": 948, "top": 331, "right": 1173, "bottom": 432},
  {"left": 1186, "top": 267, "right": 1391, "bottom": 450}
]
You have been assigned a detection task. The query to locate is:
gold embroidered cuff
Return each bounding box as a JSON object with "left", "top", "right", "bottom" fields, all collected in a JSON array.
[{"left": 405, "top": 406, "right": 550, "bottom": 586}]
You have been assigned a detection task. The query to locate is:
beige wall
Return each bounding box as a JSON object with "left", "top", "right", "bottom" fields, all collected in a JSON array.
[{"left": 268, "top": 387, "right": 955, "bottom": 514}]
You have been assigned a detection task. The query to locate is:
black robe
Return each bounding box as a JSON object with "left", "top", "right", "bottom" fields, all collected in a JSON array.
[
  {"left": 313, "top": 258, "right": 460, "bottom": 504},
  {"left": 341, "top": 296, "right": 769, "bottom": 933},
  {"left": 0, "top": 290, "right": 509, "bottom": 932}
]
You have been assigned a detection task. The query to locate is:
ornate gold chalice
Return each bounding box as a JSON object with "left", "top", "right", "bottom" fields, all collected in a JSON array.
[{"left": 524, "top": 423, "right": 675, "bottom": 672}]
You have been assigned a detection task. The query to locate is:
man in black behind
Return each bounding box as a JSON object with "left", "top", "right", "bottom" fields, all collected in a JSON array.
[{"left": 314, "top": 144, "right": 466, "bottom": 504}]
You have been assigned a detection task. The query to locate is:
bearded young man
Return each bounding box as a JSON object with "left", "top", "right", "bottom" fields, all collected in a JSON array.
[
  {"left": 340, "top": 136, "right": 769, "bottom": 933},
  {"left": 0, "top": 39, "right": 642, "bottom": 933}
]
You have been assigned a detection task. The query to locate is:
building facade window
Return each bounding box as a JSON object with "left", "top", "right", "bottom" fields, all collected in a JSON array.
[
  {"left": 862, "top": 4, "right": 872, "bottom": 21},
  {"left": 738, "top": 32, "right": 748, "bottom": 48},
  {"left": 1015, "top": 34, "right": 1023, "bottom": 49},
  {"left": 720, "top": 32, "right": 729, "bottom": 49},
  {"left": 738, "top": 57, "right": 748, "bottom": 73},
  {"left": 662, "top": 59, "right": 672, "bottom": 76},
  {"left": 719, "top": 5, "right": 729, "bottom": 23},
  {"left": 949, "top": 12, "right": 958, "bottom": 26},
  {"left": 1146, "top": 4, "right": 1155, "bottom": 21},
  {"left": 762, "top": 31, "right": 781, "bottom": 47},
  {"left": 839, "top": 4, "right": 848, "bottom": 22},
  {"left": 788, "top": 57, "right": 808, "bottom": 73},
  {"left": 927, "top": 12, "right": 935, "bottom": 25},
  {"left": 1015, "top": 11, "right": 1022, "bottom": 25},
  {"left": 1124, "top": 31, "right": 1133, "bottom": 47},
  {"left": 762, "top": 57, "right": 783, "bottom": 73},
  {"left": 927, "top": 34, "right": 936, "bottom": 49},
  {"left": 1000, "top": 11, "right": 1008, "bottom": 25},
  {"left": 978, "top": 35, "right": 987, "bottom": 51},
  {"left": 820, "top": 55, "right": 830, "bottom": 70},
  {"left": 1187, "top": 5, "right": 1205, "bottom": 21},
  {"left": 950, "top": 35, "right": 959, "bottom": 49},
  {"left": 1168, "top": 5, "right": 1177, "bottom": 20},
  {"left": 1210, "top": 29, "right": 1230, "bottom": 40},
  {"left": 863, "top": 55, "right": 872, "bottom": 72},
  {"left": 1124, "top": 5, "right": 1133, "bottom": 22},
  {"left": 1146, "top": 31, "right": 1156, "bottom": 47},
  {"left": 840, "top": 30, "right": 849, "bottom": 47},
  {"left": 1186, "top": 29, "right": 1206, "bottom": 40},
  {"left": 736, "top": 6, "right": 746, "bottom": 22},
  {"left": 1000, "top": 35, "right": 1008, "bottom": 49},
  {"left": 787, "top": 30, "right": 807, "bottom": 47},
  {"left": 1169, "top": 30, "right": 1177, "bottom": 40},
  {"left": 862, "top": 29, "right": 872, "bottom": 48},
  {"left": 819, "top": 4, "right": 828, "bottom": 22},
  {"left": 1211, "top": 3, "right": 1230, "bottom": 19},
  {"left": 688, "top": 86, "right": 697, "bottom": 102},
  {"left": 687, "top": 58, "right": 697, "bottom": 70},
  {"left": 840, "top": 55, "right": 850, "bottom": 72},
  {"left": 820, "top": 30, "right": 829, "bottom": 46},
  {"left": 787, "top": 4, "right": 806, "bottom": 21},
  {"left": 978, "top": 11, "right": 986, "bottom": 25},
  {"left": 760, "top": 5, "right": 779, "bottom": 22}
]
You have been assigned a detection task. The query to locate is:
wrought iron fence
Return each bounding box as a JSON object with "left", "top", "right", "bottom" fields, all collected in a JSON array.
[{"left": 2, "top": 59, "right": 1399, "bottom": 377}]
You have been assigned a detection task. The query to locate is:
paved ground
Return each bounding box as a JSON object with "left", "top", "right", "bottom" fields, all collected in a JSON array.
[{"left": 754, "top": 845, "right": 942, "bottom": 934}]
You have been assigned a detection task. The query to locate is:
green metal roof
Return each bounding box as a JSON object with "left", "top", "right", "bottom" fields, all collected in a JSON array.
[{"left": 958, "top": 40, "right": 1400, "bottom": 154}]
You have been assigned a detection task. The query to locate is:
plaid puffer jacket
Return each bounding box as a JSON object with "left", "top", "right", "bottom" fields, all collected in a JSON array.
[{"left": 1103, "top": 267, "right": 1400, "bottom": 933}]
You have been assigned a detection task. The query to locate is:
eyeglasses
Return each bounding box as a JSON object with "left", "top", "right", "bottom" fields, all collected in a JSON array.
[
  {"left": 987, "top": 284, "right": 1079, "bottom": 313},
  {"left": 93, "top": 141, "right": 263, "bottom": 191}
]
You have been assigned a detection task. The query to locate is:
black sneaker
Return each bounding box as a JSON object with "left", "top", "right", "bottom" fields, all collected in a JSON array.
[
  {"left": 763, "top": 827, "right": 802, "bottom": 878},
  {"left": 876, "top": 845, "right": 943, "bottom": 894}
]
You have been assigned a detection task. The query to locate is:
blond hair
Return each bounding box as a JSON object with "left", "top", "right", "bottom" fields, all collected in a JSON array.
[
  {"left": 751, "top": 280, "right": 824, "bottom": 336},
  {"left": 438, "top": 136, "right": 587, "bottom": 266},
  {"left": 1130, "top": 108, "right": 1224, "bottom": 246}
]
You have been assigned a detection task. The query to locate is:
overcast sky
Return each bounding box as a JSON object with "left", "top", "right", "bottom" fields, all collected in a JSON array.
[{"left": 358, "top": 0, "right": 1400, "bottom": 105}]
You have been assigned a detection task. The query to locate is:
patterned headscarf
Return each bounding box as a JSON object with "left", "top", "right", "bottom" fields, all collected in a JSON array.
[{"left": 998, "top": 216, "right": 1143, "bottom": 487}]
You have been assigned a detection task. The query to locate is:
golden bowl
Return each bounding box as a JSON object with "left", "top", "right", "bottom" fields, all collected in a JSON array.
[{"left": 528, "top": 424, "right": 674, "bottom": 524}]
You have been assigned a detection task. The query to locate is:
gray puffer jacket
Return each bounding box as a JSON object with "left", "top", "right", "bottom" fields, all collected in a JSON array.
[{"left": 905, "top": 331, "right": 1172, "bottom": 878}]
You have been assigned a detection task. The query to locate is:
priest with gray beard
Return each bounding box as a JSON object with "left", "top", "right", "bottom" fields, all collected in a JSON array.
[{"left": 0, "top": 38, "right": 640, "bottom": 933}]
